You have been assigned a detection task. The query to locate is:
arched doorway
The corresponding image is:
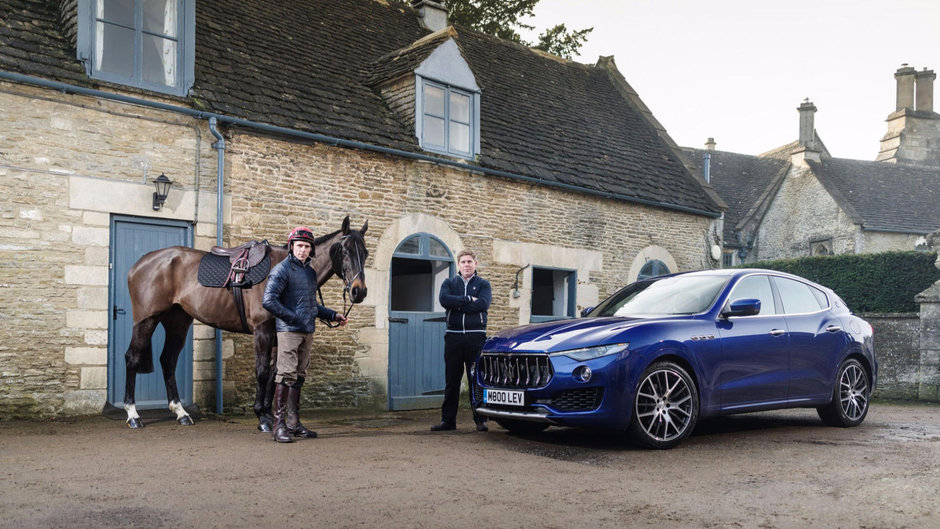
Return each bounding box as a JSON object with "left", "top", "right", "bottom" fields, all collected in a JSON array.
[{"left": 388, "top": 234, "right": 454, "bottom": 410}]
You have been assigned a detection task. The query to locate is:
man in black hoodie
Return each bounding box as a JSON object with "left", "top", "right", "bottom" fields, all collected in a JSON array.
[
  {"left": 263, "top": 226, "right": 347, "bottom": 443},
  {"left": 432, "top": 249, "right": 492, "bottom": 432}
]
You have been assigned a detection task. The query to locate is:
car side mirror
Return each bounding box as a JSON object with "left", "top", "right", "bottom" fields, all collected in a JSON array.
[
  {"left": 721, "top": 298, "right": 761, "bottom": 318},
  {"left": 580, "top": 306, "right": 595, "bottom": 317}
]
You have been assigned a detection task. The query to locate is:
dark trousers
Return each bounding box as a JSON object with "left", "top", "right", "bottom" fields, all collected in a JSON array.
[{"left": 441, "top": 332, "right": 486, "bottom": 425}]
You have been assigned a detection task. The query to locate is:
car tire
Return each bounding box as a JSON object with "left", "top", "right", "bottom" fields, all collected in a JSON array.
[
  {"left": 494, "top": 419, "right": 549, "bottom": 434},
  {"left": 817, "top": 358, "right": 870, "bottom": 427},
  {"left": 628, "top": 361, "right": 699, "bottom": 449}
]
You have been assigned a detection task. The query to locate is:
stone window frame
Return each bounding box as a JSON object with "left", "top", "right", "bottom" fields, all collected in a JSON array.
[
  {"left": 810, "top": 238, "right": 833, "bottom": 256},
  {"left": 76, "top": 0, "right": 195, "bottom": 97}
]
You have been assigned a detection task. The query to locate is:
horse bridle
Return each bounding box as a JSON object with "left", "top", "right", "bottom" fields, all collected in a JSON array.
[{"left": 318, "top": 233, "right": 363, "bottom": 328}]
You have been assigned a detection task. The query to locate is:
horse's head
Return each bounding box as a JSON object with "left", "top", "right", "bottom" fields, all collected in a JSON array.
[{"left": 329, "top": 216, "right": 369, "bottom": 303}]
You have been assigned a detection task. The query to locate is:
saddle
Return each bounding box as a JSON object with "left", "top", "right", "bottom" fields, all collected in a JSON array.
[
  {"left": 207, "top": 240, "right": 270, "bottom": 287},
  {"left": 198, "top": 240, "right": 272, "bottom": 334}
]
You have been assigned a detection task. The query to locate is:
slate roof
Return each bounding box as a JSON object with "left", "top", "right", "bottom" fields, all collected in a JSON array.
[
  {"left": 683, "top": 149, "right": 789, "bottom": 247},
  {"left": 0, "top": 0, "right": 724, "bottom": 216},
  {"left": 807, "top": 158, "right": 940, "bottom": 234}
]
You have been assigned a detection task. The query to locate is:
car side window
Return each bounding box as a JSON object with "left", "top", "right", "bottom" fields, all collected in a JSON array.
[
  {"left": 729, "top": 275, "right": 776, "bottom": 315},
  {"left": 773, "top": 277, "right": 824, "bottom": 314}
]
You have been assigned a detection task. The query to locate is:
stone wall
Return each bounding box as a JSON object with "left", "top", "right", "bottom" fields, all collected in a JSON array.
[
  {"left": 0, "top": 80, "right": 719, "bottom": 417},
  {"left": 0, "top": 81, "right": 224, "bottom": 418},
  {"left": 754, "top": 164, "right": 857, "bottom": 261},
  {"left": 220, "top": 131, "right": 717, "bottom": 408},
  {"left": 866, "top": 313, "right": 921, "bottom": 399}
]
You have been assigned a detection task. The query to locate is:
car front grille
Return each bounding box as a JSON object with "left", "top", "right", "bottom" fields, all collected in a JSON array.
[
  {"left": 479, "top": 353, "right": 553, "bottom": 388},
  {"left": 551, "top": 388, "right": 602, "bottom": 411}
]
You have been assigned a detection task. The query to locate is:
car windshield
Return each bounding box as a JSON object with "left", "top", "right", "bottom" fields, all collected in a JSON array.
[{"left": 591, "top": 274, "right": 729, "bottom": 317}]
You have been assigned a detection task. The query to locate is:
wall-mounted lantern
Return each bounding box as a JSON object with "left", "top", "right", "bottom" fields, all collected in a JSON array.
[{"left": 152, "top": 173, "right": 173, "bottom": 211}]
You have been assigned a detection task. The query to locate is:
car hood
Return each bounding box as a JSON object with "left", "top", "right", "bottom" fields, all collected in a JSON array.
[{"left": 484, "top": 317, "right": 650, "bottom": 353}]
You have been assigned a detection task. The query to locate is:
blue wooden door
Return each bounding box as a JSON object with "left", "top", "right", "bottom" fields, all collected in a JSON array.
[
  {"left": 108, "top": 216, "right": 193, "bottom": 409},
  {"left": 387, "top": 234, "right": 453, "bottom": 410}
]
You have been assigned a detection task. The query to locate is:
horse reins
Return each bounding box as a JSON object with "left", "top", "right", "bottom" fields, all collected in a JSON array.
[{"left": 318, "top": 234, "right": 363, "bottom": 328}]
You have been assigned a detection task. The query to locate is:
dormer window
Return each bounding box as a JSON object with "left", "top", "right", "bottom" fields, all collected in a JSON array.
[
  {"left": 77, "top": 0, "right": 195, "bottom": 96},
  {"left": 419, "top": 79, "right": 474, "bottom": 158}
]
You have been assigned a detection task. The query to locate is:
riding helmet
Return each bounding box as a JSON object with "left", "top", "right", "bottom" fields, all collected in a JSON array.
[{"left": 288, "top": 226, "right": 315, "bottom": 249}]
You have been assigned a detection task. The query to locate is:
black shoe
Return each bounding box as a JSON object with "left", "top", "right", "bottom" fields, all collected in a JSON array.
[
  {"left": 430, "top": 421, "right": 456, "bottom": 431},
  {"left": 476, "top": 422, "right": 488, "bottom": 432}
]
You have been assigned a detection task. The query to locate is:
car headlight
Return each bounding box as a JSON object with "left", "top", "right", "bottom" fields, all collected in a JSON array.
[{"left": 551, "top": 343, "right": 629, "bottom": 361}]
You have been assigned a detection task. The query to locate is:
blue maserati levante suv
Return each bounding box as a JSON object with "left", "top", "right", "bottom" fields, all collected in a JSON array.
[{"left": 473, "top": 269, "right": 876, "bottom": 449}]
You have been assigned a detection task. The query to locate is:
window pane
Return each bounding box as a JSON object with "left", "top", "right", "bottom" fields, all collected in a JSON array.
[
  {"left": 423, "top": 84, "right": 444, "bottom": 116},
  {"left": 449, "top": 122, "right": 470, "bottom": 154},
  {"left": 142, "top": 34, "right": 176, "bottom": 86},
  {"left": 96, "top": 21, "right": 134, "bottom": 77},
  {"left": 811, "top": 287, "right": 829, "bottom": 309},
  {"left": 775, "top": 277, "right": 823, "bottom": 314},
  {"left": 638, "top": 259, "right": 669, "bottom": 280},
  {"left": 143, "top": 0, "right": 177, "bottom": 37},
  {"left": 423, "top": 115, "right": 445, "bottom": 148},
  {"left": 429, "top": 238, "right": 449, "bottom": 258},
  {"left": 397, "top": 237, "right": 420, "bottom": 255},
  {"left": 450, "top": 91, "right": 470, "bottom": 122},
  {"left": 100, "top": 0, "right": 135, "bottom": 26},
  {"left": 730, "top": 275, "right": 776, "bottom": 315}
]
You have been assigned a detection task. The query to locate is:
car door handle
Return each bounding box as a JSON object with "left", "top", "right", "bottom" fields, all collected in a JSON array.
[
  {"left": 769, "top": 329, "right": 786, "bottom": 337},
  {"left": 825, "top": 325, "right": 842, "bottom": 333}
]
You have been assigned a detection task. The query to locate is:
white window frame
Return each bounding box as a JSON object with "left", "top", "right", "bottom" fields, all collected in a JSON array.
[
  {"left": 416, "top": 77, "right": 479, "bottom": 159},
  {"left": 76, "top": 0, "right": 195, "bottom": 96}
]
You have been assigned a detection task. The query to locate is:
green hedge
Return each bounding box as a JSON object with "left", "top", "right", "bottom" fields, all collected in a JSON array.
[{"left": 738, "top": 251, "right": 939, "bottom": 313}]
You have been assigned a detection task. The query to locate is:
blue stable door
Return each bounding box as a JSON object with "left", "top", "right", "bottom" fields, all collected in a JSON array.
[
  {"left": 387, "top": 234, "right": 453, "bottom": 410},
  {"left": 108, "top": 216, "right": 193, "bottom": 409}
]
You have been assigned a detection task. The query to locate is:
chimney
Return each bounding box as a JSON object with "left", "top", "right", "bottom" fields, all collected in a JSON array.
[
  {"left": 705, "top": 137, "right": 716, "bottom": 151},
  {"left": 895, "top": 64, "right": 916, "bottom": 111},
  {"left": 915, "top": 68, "right": 936, "bottom": 112},
  {"left": 412, "top": 0, "right": 449, "bottom": 32},
  {"left": 797, "top": 99, "right": 817, "bottom": 150}
]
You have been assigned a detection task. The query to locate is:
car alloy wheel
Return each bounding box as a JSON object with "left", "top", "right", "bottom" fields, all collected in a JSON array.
[
  {"left": 818, "top": 358, "right": 870, "bottom": 427},
  {"left": 630, "top": 361, "right": 698, "bottom": 449}
]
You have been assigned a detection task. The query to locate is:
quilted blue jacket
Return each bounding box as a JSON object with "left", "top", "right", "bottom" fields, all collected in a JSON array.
[{"left": 262, "top": 253, "right": 337, "bottom": 333}]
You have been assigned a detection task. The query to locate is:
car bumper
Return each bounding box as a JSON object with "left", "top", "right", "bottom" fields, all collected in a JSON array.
[{"left": 474, "top": 351, "right": 633, "bottom": 430}]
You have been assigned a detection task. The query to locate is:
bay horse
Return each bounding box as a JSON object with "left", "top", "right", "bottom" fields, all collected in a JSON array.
[{"left": 122, "top": 215, "right": 368, "bottom": 430}]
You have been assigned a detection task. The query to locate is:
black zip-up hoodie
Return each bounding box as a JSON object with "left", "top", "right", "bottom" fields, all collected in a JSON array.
[{"left": 439, "top": 272, "right": 491, "bottom": 333}]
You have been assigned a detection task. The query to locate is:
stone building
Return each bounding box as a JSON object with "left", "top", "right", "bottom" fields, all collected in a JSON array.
[
  {"left": 685, "top": 66, "right": 940, "bottom": 265},
  {"left": 0, "top": 0, "right": 724, "bottom": 418}
]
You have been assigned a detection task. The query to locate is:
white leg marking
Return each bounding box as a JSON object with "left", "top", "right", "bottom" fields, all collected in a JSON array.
[
  {"left": 124, "top": 403, "right": 140, "bottom": 421},
  {"left": 169, "top": 400, "right": 191, "bottom": 421}
]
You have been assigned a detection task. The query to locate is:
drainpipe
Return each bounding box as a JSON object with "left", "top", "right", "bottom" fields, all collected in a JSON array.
[{"left": 208, "top": 117, "right": 225, "bottom": 415}]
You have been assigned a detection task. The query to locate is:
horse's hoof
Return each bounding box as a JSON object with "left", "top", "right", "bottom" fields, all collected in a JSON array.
[
  {"left": 258, "top": 422, "right": 272, "bottom": 433},
  {"left": 177, "top": 416, "right": 194, "bottom": 426},
  {"left": 127, "top": 417, "right": 144, "bottom": 429}
]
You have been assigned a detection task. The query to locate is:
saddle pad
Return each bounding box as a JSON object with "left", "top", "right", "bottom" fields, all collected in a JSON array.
[{"left": 198, "top": 252, "right": 272, "bottom": 288}]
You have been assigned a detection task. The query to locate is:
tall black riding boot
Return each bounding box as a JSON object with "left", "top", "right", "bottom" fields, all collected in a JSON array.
[
  {"left": 286, "top": 379, "right": 317, "bottom": 439},
  {"left": 272, "top": 383, "right": 293, "bottom": 443}
]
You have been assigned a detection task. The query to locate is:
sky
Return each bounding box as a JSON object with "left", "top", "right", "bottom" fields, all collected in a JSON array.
[{"left": 523, "top": 0, "right": 940, "bottom": 160}]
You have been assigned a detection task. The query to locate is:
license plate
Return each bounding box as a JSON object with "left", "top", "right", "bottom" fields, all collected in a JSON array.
[{"left": 484, "top": 389, "right": 525, "bottom": 406}]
